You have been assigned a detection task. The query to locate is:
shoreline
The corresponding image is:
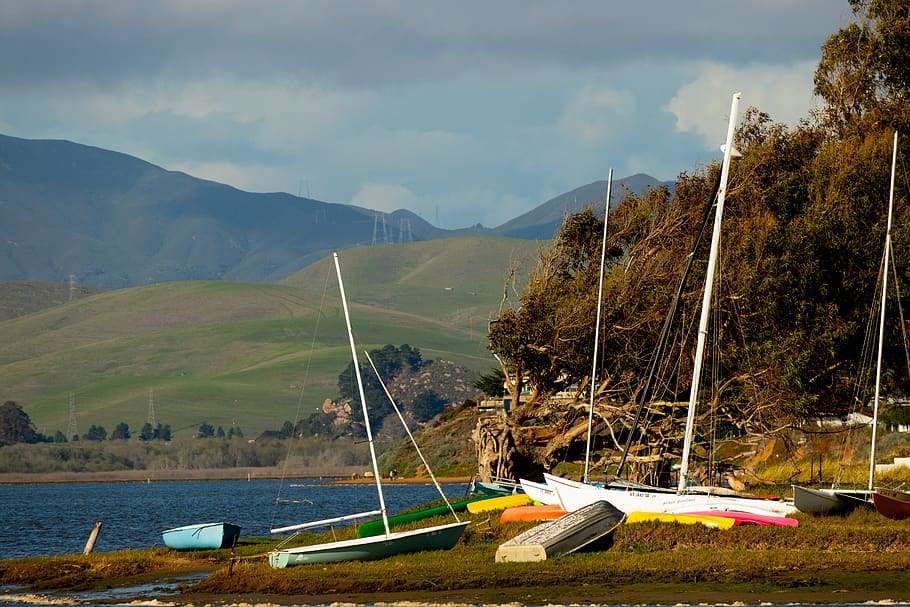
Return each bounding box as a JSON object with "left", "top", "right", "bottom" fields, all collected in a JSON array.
[{"left": 0, "top": 468, "right": 473, "bottom": 485}]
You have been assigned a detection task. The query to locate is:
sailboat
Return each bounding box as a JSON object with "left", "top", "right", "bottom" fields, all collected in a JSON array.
[
  {"left": 540, "top": 93, "right": 796, "bottom": 520},
  {"left": 793, "top": 132, "right": 901, "bottom": 517},
  {"left": 869, "top": 132, "right": 910, "bottom": 520},
  {"left": 268, "top": 252, "right": 469, "bottom": 567}
]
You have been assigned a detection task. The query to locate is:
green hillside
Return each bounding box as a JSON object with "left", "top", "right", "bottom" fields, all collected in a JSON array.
[
  {"left": 0, "top": 281, "right": 105, "bottom": 321},
  {"left": 283, "top": 236, "right": 541, "bottom": 328},
  {"left": 0, "top": 237, "right": 540, "bottom": 439}
]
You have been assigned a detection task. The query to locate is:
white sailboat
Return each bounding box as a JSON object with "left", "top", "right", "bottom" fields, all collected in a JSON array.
[
  {"left": 542, "top": 93, "right": 796, "bottom": 519},
  {"left": 268, "top": 252, "right": 469, "bottom": 567},
  {"left": 794, "top": 131, "right": 901, "bottom": 517}
]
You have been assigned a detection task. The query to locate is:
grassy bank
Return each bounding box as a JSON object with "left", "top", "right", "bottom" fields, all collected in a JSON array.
[{"left": 3, "top": 507, "right": 910, "bottom": 605}]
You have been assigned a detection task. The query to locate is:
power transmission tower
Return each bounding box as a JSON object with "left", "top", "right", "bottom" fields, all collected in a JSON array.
[
  {"left": 67, "top": 392, "right": 78, "bottom": 439},
  {"left": 373, "top": 213, "right": 391, "bottom": 245},
  {"left": 147, "top": 388, "right": 156, "bottom": 426},
  {"left": 398, "top": 218, "right": 413, "bottom": 243},
  {"left": 69, "top": 274, "right": 75, "bottom": 301}
]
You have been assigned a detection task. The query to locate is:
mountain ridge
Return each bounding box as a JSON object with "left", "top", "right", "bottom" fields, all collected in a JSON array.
[{"left": 0, "top": 133, "right": 671, "bottom": 288}]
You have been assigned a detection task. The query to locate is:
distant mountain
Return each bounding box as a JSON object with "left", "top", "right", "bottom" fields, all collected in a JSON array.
[
  {"left": 0, "top": 133, "right": 670, "bottom": 288},
  {"left": 493, "top": 174, "right": 674, "bottom": 240},
  {"left": 0, "top": 134, "right": 465, "bottom": 288}
]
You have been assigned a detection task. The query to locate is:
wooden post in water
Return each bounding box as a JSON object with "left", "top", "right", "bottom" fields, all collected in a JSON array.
[{"left": 83, "top": 521, "right": 102, "bottom": 555}]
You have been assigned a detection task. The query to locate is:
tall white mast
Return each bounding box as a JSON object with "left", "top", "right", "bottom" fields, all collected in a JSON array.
[
  {"left": 333, "top": 251, "right": 390, "bottom": 535},
  {"left": 868, "top": 130, "right": 899, "bottom": 492},
  {"left": 677, "top": 92, "right": 741, "bottom": 494},
  {"left": 583, "top": 168, "right": 613, "bottom": 483}
]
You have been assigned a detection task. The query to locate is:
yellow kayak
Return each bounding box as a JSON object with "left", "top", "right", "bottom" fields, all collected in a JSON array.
[
  {"left": 467, "top": 493, "right": 533, "bottom": 513},
  {"left": 625, "top": 511, "right": 736, "bottom": 529}
]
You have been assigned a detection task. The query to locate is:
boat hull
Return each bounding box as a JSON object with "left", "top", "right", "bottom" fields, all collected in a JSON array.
[
  {"left": 466, "top": 493, "right": 532, "bottom": 513},
  {"left": 472, "top": 479, "right": 523, "bottom": 496},
  {"left": 873, "top": 487, "right": 910, "bottom": 520},
  {"left": 792, "top": 485, "right": 858, "bottom": 515},
  {"left": 625, "top": 511, "right": 736, "bottom": 529},
  {"left": 162, "top": 522, "right": 241, "bottom": 550},
  {"left": 682, "top": 510, "right": 798, "bottom": 527},
  {"left": 270, "top": 520, "right": 469, "bottom": 567},
  {"left": 495, "top": 500, "right": 625, "bottom": 562},
  {"left": 519, "top": 478, "right": 558, "bottom": 505},
  {"left": 356, "top": 497, "right": 480, "bottom": 538},
  {"left": 500, "top": 504, "right": 567, "bottom": 523},
  {"left": 546, "top": 473, "right": 796, "bottom": 517}
]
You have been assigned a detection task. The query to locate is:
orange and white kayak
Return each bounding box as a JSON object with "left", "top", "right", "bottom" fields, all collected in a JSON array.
[{"left": 500, "top": 504, "right": 568, "bottom": 523}]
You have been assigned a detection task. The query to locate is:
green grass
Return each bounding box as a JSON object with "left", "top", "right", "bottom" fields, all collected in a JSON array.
[{"left": 0, "top": 238, "right": 539, "bottom": 439}]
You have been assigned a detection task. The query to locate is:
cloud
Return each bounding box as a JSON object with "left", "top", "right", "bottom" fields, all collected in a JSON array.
[
  {"left": 667, "top": 61, "right": 821, "bottom": 149},
  {"left": 0, "top": 2, "right": 854, "bottom": 231},
  {"left": 0, "top": 1, "right": 847, "bottom": 89},
  {"left": 558, "top": 84, "right": 636, "bottom": 146},
  {"left": 350, "top": 183, "right": 532, "bottom": 230},
  {"left": 351, "top": 183, "right": 421, "bottom": 212}
]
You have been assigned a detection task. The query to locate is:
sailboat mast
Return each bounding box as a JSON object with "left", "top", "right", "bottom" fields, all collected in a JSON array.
[
  {"left": 584, "top": 168, "right": 613, "bottom": 483},
  {"left": 869, "top": 130, "right": 899, "bottom": 493},
  {"left": 332, "top": 251, "right": 390, "bottom": 535},
  {"left": 677, "top": 92, "right": 741, "bottom": 494}
]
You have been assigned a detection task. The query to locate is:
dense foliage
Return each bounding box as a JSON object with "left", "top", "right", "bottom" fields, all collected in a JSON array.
[
  {"left": 0, "top": 401, "right": 41, "bottom": 446},
  {"left": 488, "top": 0, "right": 910, "bottom": 447},
  {"left": 298, "top": 343, "right": 458, "bottom": 440}
]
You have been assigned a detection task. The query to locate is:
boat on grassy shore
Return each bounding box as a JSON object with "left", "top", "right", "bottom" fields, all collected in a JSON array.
[
  {"left": 682, "top": 510, "right": 798, "bottom": 527},
  {"left": 500, "top": 504, "right": 567, "bottom": 523},
  {"left": 467, "top": 492, "right": 532, "bottom": 513},
  {"left": 873, "top": 486, "right": 910, "bottom": 519},
  {"left": 792, "top": 485, "right": 869, "bottom": 516},
  {"left": 796, "top": 133, "right": 905, "bottom": 519},
  {"left": 270, "top": 520, "right": 470, "bottom": 567},
  {"left": 519, "top": 478, "right": 557, "bottom": 504},
  {"left": 162, "top": 522, "right": 240, "bottom": 550},
  {"left": 495, "top": 500, "right": 625, "bottom": 562},
  {"left": 625, "top": 511, "right": 735, "bottom": 529},
  {"left": 547, "top": 472, "right": 796, "bottom": 518},
  {"left": 540, "top": 94, "right": 793, "bottom": 521},
  {"left": 356, "top": 496, "right": 485, "bottom": 538},
  {"left": 268, "top": 252, "right": 468, "bottom": 567},
  {"left": 471, "top": 477, "right": 524, "bottom": 496}
]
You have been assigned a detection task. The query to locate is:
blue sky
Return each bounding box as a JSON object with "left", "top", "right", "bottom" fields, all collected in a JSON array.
[{"left": 0, "top": 1, "right": 853, "bottom": 229}]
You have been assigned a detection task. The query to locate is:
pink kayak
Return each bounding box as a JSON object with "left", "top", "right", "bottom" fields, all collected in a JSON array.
[{"left": 682, "top": 510, "right": 798, "bottom": 527}]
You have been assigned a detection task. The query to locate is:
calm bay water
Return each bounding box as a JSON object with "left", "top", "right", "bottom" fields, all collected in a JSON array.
[{"left": 0, "top": 478, "right": 471, "bottom": 560}]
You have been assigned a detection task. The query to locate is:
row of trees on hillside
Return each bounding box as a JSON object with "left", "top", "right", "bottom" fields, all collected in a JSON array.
[
  {"left": 486, "top": 0, "right": 910, "bottom": 463},
  {"left": 0, "top": 400, "right": 253, "bottom": 447}
]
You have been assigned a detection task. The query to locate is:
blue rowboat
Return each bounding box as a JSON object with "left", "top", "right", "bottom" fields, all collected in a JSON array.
[{"left": 162, "top": 522, "right": 241, "bottom": 550}]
